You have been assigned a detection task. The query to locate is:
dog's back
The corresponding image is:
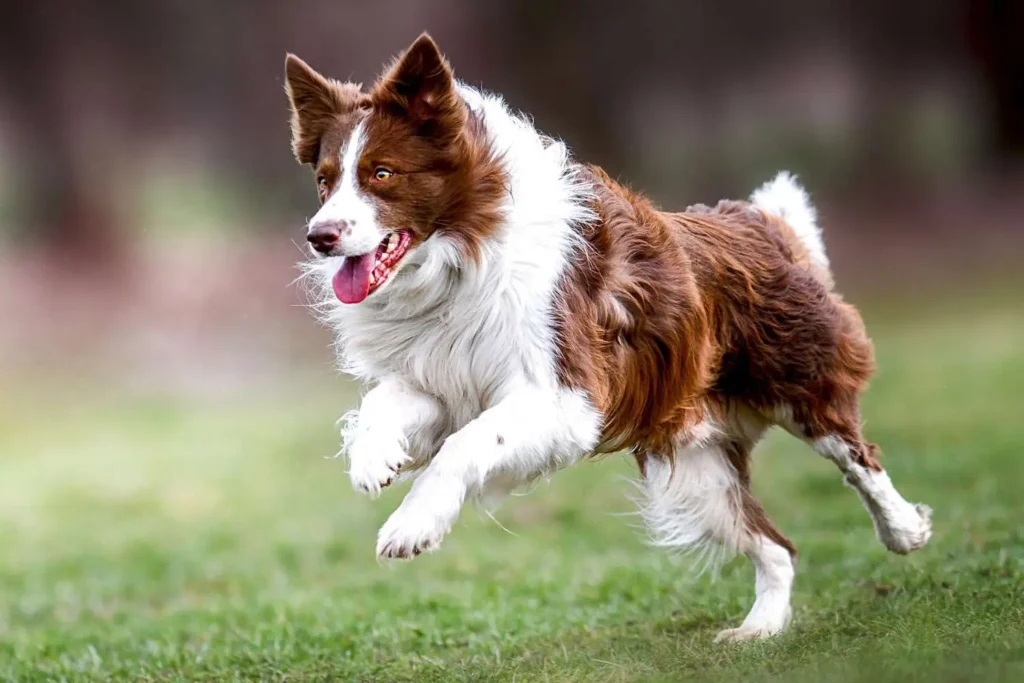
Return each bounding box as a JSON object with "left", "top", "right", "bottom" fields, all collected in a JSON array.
[
  {"left": 677, "top": 179, "right": 877, "bottom": 452},
  {"left": 556, "top": 167, "right": 875, "bottom": 459}
]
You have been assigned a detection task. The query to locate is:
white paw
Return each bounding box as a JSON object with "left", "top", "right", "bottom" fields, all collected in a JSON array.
[
  {"left": 714, "top": 625, "right": 780, "bottom": 643},
  {"left": 347, "top": 432, "right": 411, "bottom": 496},
  {"left": 715, "top": 603, "right": 791, "bottom": 644},
  {"left": 877, "top": 503, "right": 932, "bottom": 554},
  {"left": 376, "top": 474, "right": 465, "bottom": 560}
]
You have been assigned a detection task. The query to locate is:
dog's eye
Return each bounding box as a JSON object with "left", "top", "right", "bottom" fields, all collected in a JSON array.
[
  {"left": 316, "top": 176, "right": 328, "bottom": 200},
  {"left": 372, "top": 168, "right": 394, "bottom": 183}
]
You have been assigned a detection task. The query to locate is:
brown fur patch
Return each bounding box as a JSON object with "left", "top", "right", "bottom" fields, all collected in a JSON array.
[
  {"left": 556, "top": 169, "right": 878, "bottom": 472},
  {"left": 360, "top": 37, "right": 507, "bottom": 261},
  {"left": 284, "top": 54, "right": 366, "bottom": 167},
  {"left": 689, "top": 199, "right": 834, "bottom": 290},
  {"left": 556, "top": 166, "right": 717, "bottom": 454}
]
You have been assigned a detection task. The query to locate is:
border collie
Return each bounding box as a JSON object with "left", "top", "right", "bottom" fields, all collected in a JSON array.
[{"left": 284, "top": 34, "right": 931, "bottom": 641}]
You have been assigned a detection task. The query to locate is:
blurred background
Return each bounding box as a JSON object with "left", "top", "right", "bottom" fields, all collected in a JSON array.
[{"left": 0, "top": 0, "right": 1021, "bottom": 395}]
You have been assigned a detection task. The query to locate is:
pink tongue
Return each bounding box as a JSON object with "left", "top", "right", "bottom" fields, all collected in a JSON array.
[{"left": 332, "top": 253, "right": 376, "bottom": 304}]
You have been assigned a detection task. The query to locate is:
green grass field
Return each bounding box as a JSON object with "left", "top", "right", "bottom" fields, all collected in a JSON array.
[{"left": 1, "top": 296, "right": 1022, "bottom": 681}]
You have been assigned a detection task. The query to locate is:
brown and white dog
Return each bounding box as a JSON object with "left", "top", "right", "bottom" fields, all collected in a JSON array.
[{"left": 284, "top": 34, "right": 932, "bottom": 641}]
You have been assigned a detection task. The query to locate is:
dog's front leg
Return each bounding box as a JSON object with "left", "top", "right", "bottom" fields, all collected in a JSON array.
[
  {"left": 344, "top": 377, "right": 445, "bottom": 496},
  {"left": 375, "top": 385, "right": 601, "bottom": 559}
]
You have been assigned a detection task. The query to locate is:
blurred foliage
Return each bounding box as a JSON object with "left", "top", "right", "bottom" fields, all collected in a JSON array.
[{"left": 0, "top": 0, "right": 1021, "bottom": 246}]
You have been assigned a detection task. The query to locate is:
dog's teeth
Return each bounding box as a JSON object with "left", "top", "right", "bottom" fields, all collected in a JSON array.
[{"left": 387, "top": 233, "right": 398, "bottom": 253}]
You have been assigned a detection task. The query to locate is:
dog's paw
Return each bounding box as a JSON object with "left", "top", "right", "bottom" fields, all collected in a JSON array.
[
  {"left": 714, "top": 603, "right": 791, "bottom": 644},
  {"left": 347, "top": 433, "right": 411, "bottom": 496},
  {"left": 714, "top": 626, "right": 778, "bottom": 643},
  {"left": 376, "top": 475, "right": 464, "bottom": 560},
  {"left": 877, "top": 502, "right": 932, "bottom": 554}
]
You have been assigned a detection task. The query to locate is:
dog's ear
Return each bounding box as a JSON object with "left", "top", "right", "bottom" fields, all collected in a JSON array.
[
  {"left": 284, "top": 54, "right": 364, "bottom": 165},
  {"left": 373, "top": 33, "right": 464, "bottom": 139}
]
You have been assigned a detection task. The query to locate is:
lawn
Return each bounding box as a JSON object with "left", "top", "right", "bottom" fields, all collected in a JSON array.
[{"left": 1, "top": 294, "right": 1022, "bottom": 681}]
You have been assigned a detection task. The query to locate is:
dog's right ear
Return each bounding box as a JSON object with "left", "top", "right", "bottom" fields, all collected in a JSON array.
[{"left": 284, "top": 54, "right": 364, "bottom": 165}]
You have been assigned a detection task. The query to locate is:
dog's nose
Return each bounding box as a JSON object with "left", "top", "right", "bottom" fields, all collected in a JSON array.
[{"left": 307, "top": 223, "right": 342, "bottom": 254}]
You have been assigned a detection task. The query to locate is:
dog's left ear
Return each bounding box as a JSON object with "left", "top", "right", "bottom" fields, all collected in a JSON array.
[
  {"left": 374, "top": 33, "right": 464, "bottom": 137},
  {"left": 284, "top": 54, "right": 364, "bottom": 165}
]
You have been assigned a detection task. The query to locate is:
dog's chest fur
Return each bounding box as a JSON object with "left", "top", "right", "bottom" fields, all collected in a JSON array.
[
  {"left": 339, "top": 269, "right": 554, "bottom": 424},
  {"left": 312, "top": 86, "right": 595, "bottom": 426}
]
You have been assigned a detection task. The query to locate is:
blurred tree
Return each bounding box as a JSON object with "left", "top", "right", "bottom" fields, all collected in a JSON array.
[
  {"left": 0, "top": 0, "right": 1020, "bottom": 257},
  {"left": 968, "top": 0, "right": 1024, "bottom": 168},
  {"left": 0, "top": 2, "right": 126, "bottom": 264}
]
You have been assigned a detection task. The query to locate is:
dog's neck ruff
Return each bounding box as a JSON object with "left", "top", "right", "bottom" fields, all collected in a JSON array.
[{"left": 309, "top": 84, "right": 593, "bottom": 417}]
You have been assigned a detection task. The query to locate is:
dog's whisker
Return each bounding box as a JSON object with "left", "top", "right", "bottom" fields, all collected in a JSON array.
[{"left": 482, "top": 509, "right": 519, "bottom": 537}]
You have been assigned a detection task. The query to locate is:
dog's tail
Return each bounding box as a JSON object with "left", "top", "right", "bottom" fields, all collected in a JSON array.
[{"left": 751, "top": 171, "right": 834, "bottom": 290}]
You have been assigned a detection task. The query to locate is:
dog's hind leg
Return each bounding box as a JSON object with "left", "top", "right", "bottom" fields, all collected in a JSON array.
[
  {"left": 814, "top": 432, "right": 931, "bottom": 554},
  {"left": 638, "top": 434, "right": 797, "bottom": 642},
  {"left": 779, "top": 400, "right": 932, "bottom": 555}
]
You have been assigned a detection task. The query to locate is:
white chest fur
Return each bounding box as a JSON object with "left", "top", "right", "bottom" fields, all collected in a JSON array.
[
  {"left": 305, "top": 85, "right": 595, "bottom": 427},
  {"left": 338, "top": 259, "right": 558, "bottom": 422}
]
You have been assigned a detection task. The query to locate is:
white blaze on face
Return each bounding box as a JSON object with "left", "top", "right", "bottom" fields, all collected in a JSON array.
[{"left": 307, "top": 121, "right": 384, "bottom": 256}]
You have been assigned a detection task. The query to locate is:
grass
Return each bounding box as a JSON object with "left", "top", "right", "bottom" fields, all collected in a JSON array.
[{"left": 1, "top": 296, "right": 1023, "bottom": 681}]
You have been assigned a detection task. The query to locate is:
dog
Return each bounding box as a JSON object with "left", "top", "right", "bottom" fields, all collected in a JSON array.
[{"left": 284, "top": 33, "right": 932, "bottom": 641}]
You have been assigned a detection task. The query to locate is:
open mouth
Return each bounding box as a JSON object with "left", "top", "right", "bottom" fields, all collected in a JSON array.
[{"left": 331, "top": 230, "right": 413, "bottom": 304}]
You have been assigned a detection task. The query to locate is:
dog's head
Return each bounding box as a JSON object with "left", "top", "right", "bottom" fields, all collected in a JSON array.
[{"left": 285, "top": 34, "right": 504, "bottom": 304}]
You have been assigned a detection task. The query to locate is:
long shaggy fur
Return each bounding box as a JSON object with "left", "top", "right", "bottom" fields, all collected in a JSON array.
[{"left": 283, "top": 33, "right": 932, "bottom": 642}]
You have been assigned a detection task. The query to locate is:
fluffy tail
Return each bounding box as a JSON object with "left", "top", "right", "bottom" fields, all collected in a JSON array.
[{"left": 751, "top": 171, "right": 833, "bottom": 288}]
